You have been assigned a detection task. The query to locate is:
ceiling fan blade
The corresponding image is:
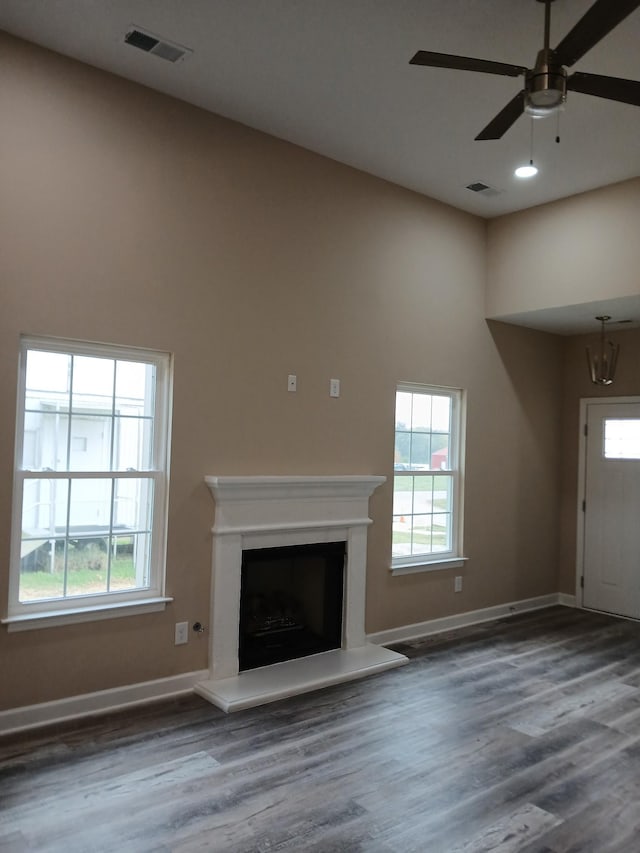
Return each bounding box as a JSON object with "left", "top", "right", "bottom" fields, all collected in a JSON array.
[
  {"left": 554, "top": 0, "right": 640, "bottom": 67},
  {"left": 409, "top": 50, "right": 527, "bottom": 78},
  {"left": 475, "top": 90, "right": 526, "bottom": 140},
  {"left": 568, "top": 71, "right": 640, "bottom": 106}
]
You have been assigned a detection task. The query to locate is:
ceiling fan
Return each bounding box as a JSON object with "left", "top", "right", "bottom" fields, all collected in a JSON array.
[{"left": 409, "top": 0, "right": 640, "bottom": 140}]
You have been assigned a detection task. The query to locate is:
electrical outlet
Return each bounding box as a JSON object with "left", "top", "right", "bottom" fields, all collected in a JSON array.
[
  {"left": 330, "top": 378, "right": 340, "bottom": 398},
  {"left": 175, "top": 621, "right": 189, "bottom": 645},
  {"left": 454, "top": 576, "right": 463, "bottom": 593},
  {"left": 287, "top": 374, "right": 297, "bottom": 392}
]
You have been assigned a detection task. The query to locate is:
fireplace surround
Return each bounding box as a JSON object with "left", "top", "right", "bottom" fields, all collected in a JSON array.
[{"left": 195, "top": 475, "right": 408, "bottom": 711}]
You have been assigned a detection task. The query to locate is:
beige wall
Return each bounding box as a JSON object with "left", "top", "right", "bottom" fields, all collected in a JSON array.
[
  {"left": 484, "top": 177, "right": 640, "bottom": 599},
  {"left": 0, "top": 33, "right": 562, "bottom": 711},
  {"left": 486, "top": 179, "right": 640, "bottom": 319},
  {"left": 559, "top": 327, "right": 640, "bottom": 595}
]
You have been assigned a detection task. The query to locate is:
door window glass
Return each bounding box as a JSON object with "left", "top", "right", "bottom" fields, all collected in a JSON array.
[{"left": 604, "top": 419, "right": 640, "bottom": 459}]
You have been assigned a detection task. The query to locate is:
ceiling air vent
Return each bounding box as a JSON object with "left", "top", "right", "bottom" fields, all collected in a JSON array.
[
  {"left": 124, "top": 28, "right": 192, "bottom": 63},
  {"left": 466, "top": 181, "right": 501, "bottom": 198}
]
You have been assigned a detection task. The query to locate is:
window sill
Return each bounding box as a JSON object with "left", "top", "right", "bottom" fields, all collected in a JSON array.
[
  {"left": 2, "top": 596, "right": 173, "bottom": 632},
  {"left": 390, "top": 556, "right": 468, "bottom": 576}
]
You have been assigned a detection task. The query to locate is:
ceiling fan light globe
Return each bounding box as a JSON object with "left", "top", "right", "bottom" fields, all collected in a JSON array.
[
  {"left": 524, "top": 99, "right": 564, "bottom": 117},
  {"left": 528, "top": 87, "right": 564, "bottom": 106}
]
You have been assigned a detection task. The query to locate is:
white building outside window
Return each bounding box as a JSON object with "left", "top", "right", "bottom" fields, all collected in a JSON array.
[{"left": 5, "top": 336, "right": 173, "bottom": 629}]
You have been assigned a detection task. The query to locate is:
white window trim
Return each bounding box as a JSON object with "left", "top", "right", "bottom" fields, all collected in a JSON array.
[
  {"left": 391, "top": 556, "right": 468, "bottom": 576},
  {"left": 2, "top": 597, "right": 173, "bottom": 632},
  {"left": 5, "top": 335, "right": 173, "bottom": 629},
  {"left": 390, "top": 382, "right": 466, "bottom": 575}
]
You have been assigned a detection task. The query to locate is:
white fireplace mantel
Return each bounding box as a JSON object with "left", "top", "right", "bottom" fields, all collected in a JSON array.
[
  {"left": 206, "top": 474, "right": 386, "bottom": 537},
  {"left": 195, "top": 475, "right": 408, "bottom": 711}
]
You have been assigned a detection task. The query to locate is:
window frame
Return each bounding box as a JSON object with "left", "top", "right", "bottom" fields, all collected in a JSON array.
[
  {"left": 4, "top": 335, "right": 173, "bottom": 631},
  {"left": 391, "top": 382, "right": 466, "bottom": 575}
]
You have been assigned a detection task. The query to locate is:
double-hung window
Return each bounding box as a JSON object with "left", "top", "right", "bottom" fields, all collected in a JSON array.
[
  {"left": 5, "top": 336, "right": 173, "bottom": 629},
  {"left": 392, "top": 383, "right": 465, "bottom": 573}
]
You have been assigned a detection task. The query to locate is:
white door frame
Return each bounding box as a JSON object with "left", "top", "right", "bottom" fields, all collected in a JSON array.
[{"left": 576, "top": 395, "right": 640, "bottom": 607}]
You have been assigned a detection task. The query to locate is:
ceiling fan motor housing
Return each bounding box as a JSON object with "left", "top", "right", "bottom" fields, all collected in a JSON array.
[{"left": 525, "top": 49, "right": 567, "bottom": 115}]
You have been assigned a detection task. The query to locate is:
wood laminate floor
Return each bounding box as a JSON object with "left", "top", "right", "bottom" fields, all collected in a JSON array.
[{"left": 3, "top": 606, "right": 640, "bottom": 852}]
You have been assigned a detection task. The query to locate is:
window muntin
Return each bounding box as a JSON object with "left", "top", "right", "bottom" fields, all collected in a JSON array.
[
  {"left": 9, "top": 337, "right": 171, "bottom": 616},
  {"left": 392, "top": 385, "right": 463, "bottom": 566}
]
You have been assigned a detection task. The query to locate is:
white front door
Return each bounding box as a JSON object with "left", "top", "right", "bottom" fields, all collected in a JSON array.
[{"left": 582, "top": 399, "right": 640, "bottom": 618}]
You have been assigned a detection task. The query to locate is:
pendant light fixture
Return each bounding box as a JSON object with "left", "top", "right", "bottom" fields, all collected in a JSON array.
[{"left": 586, "top": 315, "right": 619, "bottom": 386}]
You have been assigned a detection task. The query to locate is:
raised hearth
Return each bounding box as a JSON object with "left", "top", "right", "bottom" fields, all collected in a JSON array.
[{"left": 195, "top": 475, "right": 408, "bottom": 711}]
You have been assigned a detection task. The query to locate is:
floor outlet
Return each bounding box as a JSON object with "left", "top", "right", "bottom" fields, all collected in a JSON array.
[
  {"left": 454, "top": 576, "right": 463, "bottom": 593},
  {"left": 175, "top": 621, "right": 189, "bottom": 645}
]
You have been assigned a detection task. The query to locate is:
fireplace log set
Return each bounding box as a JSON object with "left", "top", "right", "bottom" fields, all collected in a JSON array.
[{"left": 243, "top": 591, "right": 305, "bottom": 637}]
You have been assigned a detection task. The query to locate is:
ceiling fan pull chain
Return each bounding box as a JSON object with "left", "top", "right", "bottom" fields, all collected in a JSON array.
[{"left": 530, "top": 117, "right": 535, "bottom": 162}]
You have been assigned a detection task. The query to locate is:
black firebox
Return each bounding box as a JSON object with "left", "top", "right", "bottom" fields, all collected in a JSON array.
[{"left": 239, "top": 541, "right": 345, "bottom": 672}]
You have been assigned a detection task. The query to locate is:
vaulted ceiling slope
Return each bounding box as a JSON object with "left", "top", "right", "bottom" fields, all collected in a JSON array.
[{"left": 0, "top": 0, "right": 638, "bottom": 218}]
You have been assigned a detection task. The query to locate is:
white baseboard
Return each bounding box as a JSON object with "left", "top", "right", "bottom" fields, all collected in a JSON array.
[
  {"left": 2, "top": 595, "right": 579, "bottom": 736},
  {"left": 0, "top": 669, "right": 210, "bottom": 737},
  {"left": 367, "top": 593, "right": 573, "bottom": 646}
]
